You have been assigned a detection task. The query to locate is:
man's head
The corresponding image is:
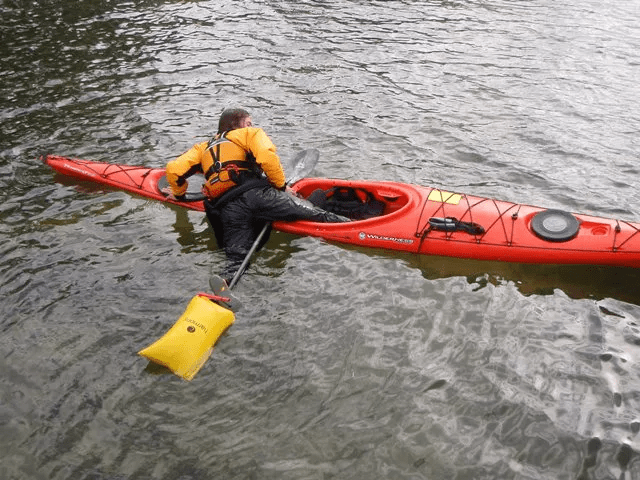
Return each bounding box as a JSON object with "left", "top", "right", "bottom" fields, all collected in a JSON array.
[{"left": 218, "top": 108, "right": 252, "bottom": 133}]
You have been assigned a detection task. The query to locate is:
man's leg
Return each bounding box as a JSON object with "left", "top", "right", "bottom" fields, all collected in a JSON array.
[
  {"left": 246, "top": 187, "right": 351, "bottom": 223},
  {"left": 217, "top": 195, "right": 263, "bottom": 283}
]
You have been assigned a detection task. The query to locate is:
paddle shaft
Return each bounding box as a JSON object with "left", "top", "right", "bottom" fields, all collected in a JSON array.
[{"left": 227, "top": 222, "right": 269, "bottom": 289}]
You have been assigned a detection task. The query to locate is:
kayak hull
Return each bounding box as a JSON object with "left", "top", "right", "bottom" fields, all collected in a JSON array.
[{"left": 43, "top": 155, "right": 640, "bottom": 268}]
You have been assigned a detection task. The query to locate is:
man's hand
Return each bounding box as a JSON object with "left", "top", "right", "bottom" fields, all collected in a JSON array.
[
  {"left": 285, "top": 185, "right": 299, "bottom": 197},
  {"left": 161, "top": 186, "right": 177, "bottom": 200}
]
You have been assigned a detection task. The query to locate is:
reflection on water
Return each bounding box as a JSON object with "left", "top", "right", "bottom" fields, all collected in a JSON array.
[
  {"left": 326, "top": 239, "right": 640, "bottom": 305},
  {"left": 417, "top": 255, "right": 640, "bottom": 305}
]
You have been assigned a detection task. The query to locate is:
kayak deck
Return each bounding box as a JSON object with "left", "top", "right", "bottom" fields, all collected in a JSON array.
[{"left": 44, "top": 155, "right": 206, "bottom": 211}]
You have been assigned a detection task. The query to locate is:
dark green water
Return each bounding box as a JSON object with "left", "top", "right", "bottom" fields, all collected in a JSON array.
[{"left": 2, "top": 1, "right": 640, "bottom": 479}]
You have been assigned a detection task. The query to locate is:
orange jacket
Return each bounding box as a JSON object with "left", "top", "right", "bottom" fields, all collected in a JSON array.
[{"left": 166, "top": 127, "right": 286, "bottom": 198}]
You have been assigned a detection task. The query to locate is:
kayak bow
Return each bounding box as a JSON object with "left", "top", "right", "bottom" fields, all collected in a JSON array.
[{"left": 43, "top": 154, "right": 206, "bottom": 211}]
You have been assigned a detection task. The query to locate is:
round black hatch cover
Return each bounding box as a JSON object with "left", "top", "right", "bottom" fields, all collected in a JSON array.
[{"left": 531, "top": 209, "right": 580, "bottom": 242}]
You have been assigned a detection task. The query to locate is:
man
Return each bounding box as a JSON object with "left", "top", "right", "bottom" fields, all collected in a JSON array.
[{"left": 164, "top": 108, "right": 350, "bottom": 282}]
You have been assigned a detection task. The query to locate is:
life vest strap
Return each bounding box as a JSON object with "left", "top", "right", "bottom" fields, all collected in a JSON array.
[
  {"left": 204, "top": 132, "right": 257, "bottom": 181},
  {"left": 204, "top": 159, "right": 254, "bottom": 180}
]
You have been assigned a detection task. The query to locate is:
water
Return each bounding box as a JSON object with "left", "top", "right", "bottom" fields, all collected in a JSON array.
[{"left": 2, "top": 0, "right": 640, "bottom": 478}]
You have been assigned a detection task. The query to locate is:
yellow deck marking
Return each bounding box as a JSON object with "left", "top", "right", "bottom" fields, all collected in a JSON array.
[{"left": 428, "top": 189, "right": 462, "bottom": 205}]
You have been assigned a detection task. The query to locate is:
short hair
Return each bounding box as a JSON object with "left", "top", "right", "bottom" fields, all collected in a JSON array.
[{"left": 218, "top": 108, "right": 251, "bottom": 133}]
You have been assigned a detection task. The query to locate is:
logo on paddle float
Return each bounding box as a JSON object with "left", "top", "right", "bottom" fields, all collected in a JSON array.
[
  {"left": 185, "top": 317, "right": 208, "bottom": 334},
  {"left": 359, "top": 232, "right": 414, "bottom": 245}
]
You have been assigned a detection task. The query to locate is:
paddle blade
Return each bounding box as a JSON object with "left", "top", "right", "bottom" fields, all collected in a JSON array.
[
  {"left": 286, "top": 148, "right": 320, "bottom": 186},
  {"left": 208, "top": 275, "right": 242, "bottom": 311}
]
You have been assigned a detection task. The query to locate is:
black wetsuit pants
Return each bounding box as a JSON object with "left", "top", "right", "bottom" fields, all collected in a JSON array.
[{"left": 204, "top": 185, "right": 350, "bottom": 282}]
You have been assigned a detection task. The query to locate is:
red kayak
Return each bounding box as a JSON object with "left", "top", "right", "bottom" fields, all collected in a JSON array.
[{"left": 43, "top": 154, "right": 640, "bottom": 268}]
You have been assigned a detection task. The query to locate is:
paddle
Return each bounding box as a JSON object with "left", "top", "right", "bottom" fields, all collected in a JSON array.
[{"left": 210, "top": 148, "right": 320, "bottom": 295}]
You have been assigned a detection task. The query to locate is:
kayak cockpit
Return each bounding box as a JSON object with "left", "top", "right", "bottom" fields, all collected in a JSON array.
[
  {"left": 157, "top": 175, "right": 207, "bottom": 202},
  {"left": 156, "top": 174, "right": 413, "bottom": 221},
  {"left": 293, "top": 180, "right": 411, "bottom": 221}
]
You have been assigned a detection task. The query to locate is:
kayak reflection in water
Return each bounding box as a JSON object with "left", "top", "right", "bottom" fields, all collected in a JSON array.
[{"left": 162, "top": 108, "right": 350, "bottom": 283}]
